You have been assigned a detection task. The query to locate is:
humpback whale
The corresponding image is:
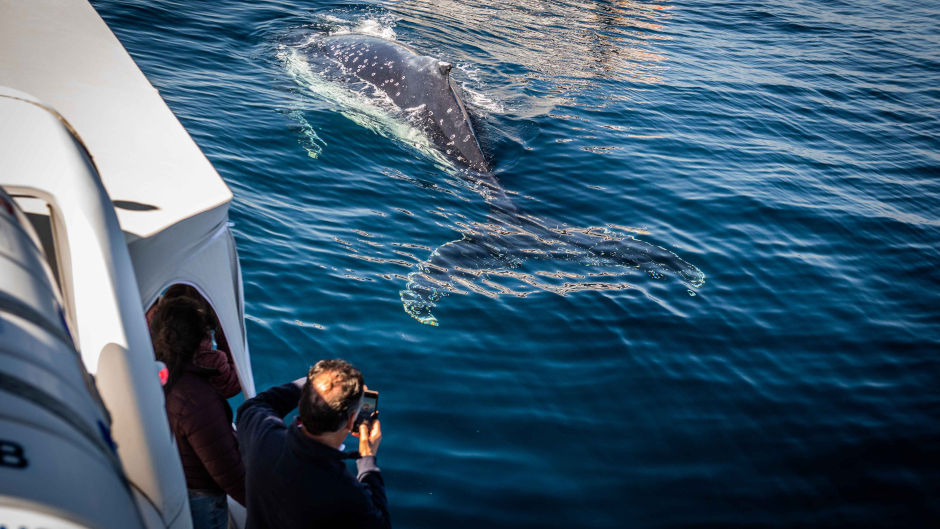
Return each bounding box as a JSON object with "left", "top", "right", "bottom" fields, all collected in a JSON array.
[
  {"left": 291, "top": 34, "right": 705, "bottom": 325},
  {"left": 307, "top": 34, "right": 490, "bottom": 172}
]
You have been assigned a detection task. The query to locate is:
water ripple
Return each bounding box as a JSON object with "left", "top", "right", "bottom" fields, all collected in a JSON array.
[{"left": 91, "top": 0, "right": 940, "bottom": 527}]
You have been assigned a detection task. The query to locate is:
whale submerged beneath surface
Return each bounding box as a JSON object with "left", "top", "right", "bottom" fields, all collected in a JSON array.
[
  {"left": 293, "top": 33, "right": 705, "bottom": 325},
  {"left": 303, "top": 34, "right": 490, "bottom": 172}
]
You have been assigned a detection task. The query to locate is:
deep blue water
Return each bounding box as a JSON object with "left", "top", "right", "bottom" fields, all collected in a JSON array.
[{"left": 93, "top": 1, "right": 940, "bottom": 527}]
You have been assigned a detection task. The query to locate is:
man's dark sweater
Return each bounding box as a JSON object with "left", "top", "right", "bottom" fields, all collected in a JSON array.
[{"left": 236, "top": 383, "right": 390, "bottom": 529}]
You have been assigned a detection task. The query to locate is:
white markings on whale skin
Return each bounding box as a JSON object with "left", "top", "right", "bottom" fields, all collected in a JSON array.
[{"left": 279, "top": 44, "right": 444, "bottom": 167}]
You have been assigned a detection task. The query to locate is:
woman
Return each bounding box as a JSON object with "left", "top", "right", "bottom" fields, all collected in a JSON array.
[
  {"left": 150, "top": 296, "right": 245, "bottom": 529},
  {"left": 148, "top": 285, "right": 241, "bottom": 398}
]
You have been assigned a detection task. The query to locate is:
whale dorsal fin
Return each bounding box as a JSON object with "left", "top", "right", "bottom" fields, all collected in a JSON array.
[{"left": 438, "top": 62, "right": 452, "bottom": 76}]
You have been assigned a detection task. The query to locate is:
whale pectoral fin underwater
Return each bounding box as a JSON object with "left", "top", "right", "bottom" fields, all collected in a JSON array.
[
  {"left": 313, "top": 34, "right": 490, "bottom": 172},
  {"left": 399, "top": 218, "right": 706, "bottom": 326}
]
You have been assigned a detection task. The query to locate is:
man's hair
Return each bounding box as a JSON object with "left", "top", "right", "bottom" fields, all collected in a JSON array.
[{"left": 299, "top": 359, "right": 364, "bottom": 435}]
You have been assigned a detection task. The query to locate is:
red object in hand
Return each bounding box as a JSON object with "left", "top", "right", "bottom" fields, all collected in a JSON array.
[{"left": 158, "top": 366, "right": 169, "bottom": 386}]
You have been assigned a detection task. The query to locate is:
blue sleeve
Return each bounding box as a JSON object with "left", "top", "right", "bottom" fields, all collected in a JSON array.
[{"left": 236, "top": 383, "right": 301, "bottom": 455}]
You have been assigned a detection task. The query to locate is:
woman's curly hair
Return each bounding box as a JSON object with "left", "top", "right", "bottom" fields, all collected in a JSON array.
[{"left": 149, "top": 296, "right": 208, "bottom": 392}]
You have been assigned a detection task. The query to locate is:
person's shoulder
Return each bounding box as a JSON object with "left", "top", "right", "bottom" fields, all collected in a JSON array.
[
  {"left": 237, "top": 401, "right": 289, "bottom": 438},
  {"left": 239, "top": 417, "right": 290, "bottom": 467}
]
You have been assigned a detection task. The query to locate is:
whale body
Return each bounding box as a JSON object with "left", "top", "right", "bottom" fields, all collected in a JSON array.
[{"left": 309, "top": 34, "right": 490, "bottom": 172}]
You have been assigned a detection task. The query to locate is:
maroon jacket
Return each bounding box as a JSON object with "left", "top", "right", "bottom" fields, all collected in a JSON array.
[{"left": 165, "top": 367, "right": 246, "bottom": 505}]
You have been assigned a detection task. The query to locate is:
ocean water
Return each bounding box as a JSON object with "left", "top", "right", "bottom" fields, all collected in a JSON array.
[{"left": 92, "top": 1, "right": 939, "bottom": 527}]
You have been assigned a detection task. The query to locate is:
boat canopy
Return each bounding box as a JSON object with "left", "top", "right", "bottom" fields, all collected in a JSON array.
[{"left": 0, "top": 0, "right": 254, "bottom": 396}]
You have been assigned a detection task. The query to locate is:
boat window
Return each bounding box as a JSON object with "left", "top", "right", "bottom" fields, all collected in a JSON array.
[{"left": 10, "top": 196, "right": 62, "bottom": 293}]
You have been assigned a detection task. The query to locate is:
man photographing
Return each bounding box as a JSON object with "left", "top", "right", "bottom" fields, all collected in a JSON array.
[{"left": 236, "top": 359, "right": 390, "bottom": 529}]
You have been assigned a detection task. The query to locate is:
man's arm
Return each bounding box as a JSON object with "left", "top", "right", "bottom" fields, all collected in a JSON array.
[
  {"left": 235, "top": 380, "right": 304, "bottom": 455},
  {"left": 352, "top": 457, "right": 390, "bottom": 529},
  {"left": 351, "top": 420, "right": 390, "bottom": 528},
  {"left": 193, "top": 347, "right": 241, "bottom": 398}
]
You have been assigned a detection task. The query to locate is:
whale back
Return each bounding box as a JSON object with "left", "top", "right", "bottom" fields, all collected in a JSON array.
[{"left": 317, "top": 35, "right": 490, "bottom": 172}]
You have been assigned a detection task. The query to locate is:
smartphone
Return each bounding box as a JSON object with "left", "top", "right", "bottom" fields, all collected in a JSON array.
[{"left": 354, "top": 390, "right": 379, "bottom": 431}]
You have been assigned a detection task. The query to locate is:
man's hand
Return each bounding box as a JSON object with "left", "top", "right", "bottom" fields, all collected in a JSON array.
[{"left": 358, "top": 420, "right": 382, "bottom": 457}]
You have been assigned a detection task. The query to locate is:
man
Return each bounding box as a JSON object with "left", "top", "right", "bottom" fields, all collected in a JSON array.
[{"left": 236, "top": 359, "right": 390, "bottom": 529}]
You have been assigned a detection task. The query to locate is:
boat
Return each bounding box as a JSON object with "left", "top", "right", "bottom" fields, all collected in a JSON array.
[{"left": 1, "top": 1, "right": 255, "bottom": 527}]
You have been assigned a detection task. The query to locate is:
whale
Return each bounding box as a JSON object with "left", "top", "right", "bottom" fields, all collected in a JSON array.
[
  {"left": 306, "top": 34, "right": 490, "bottom": 172},
  {"left": 288, "top": 34, "right": 705, "bottom": 325}
]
